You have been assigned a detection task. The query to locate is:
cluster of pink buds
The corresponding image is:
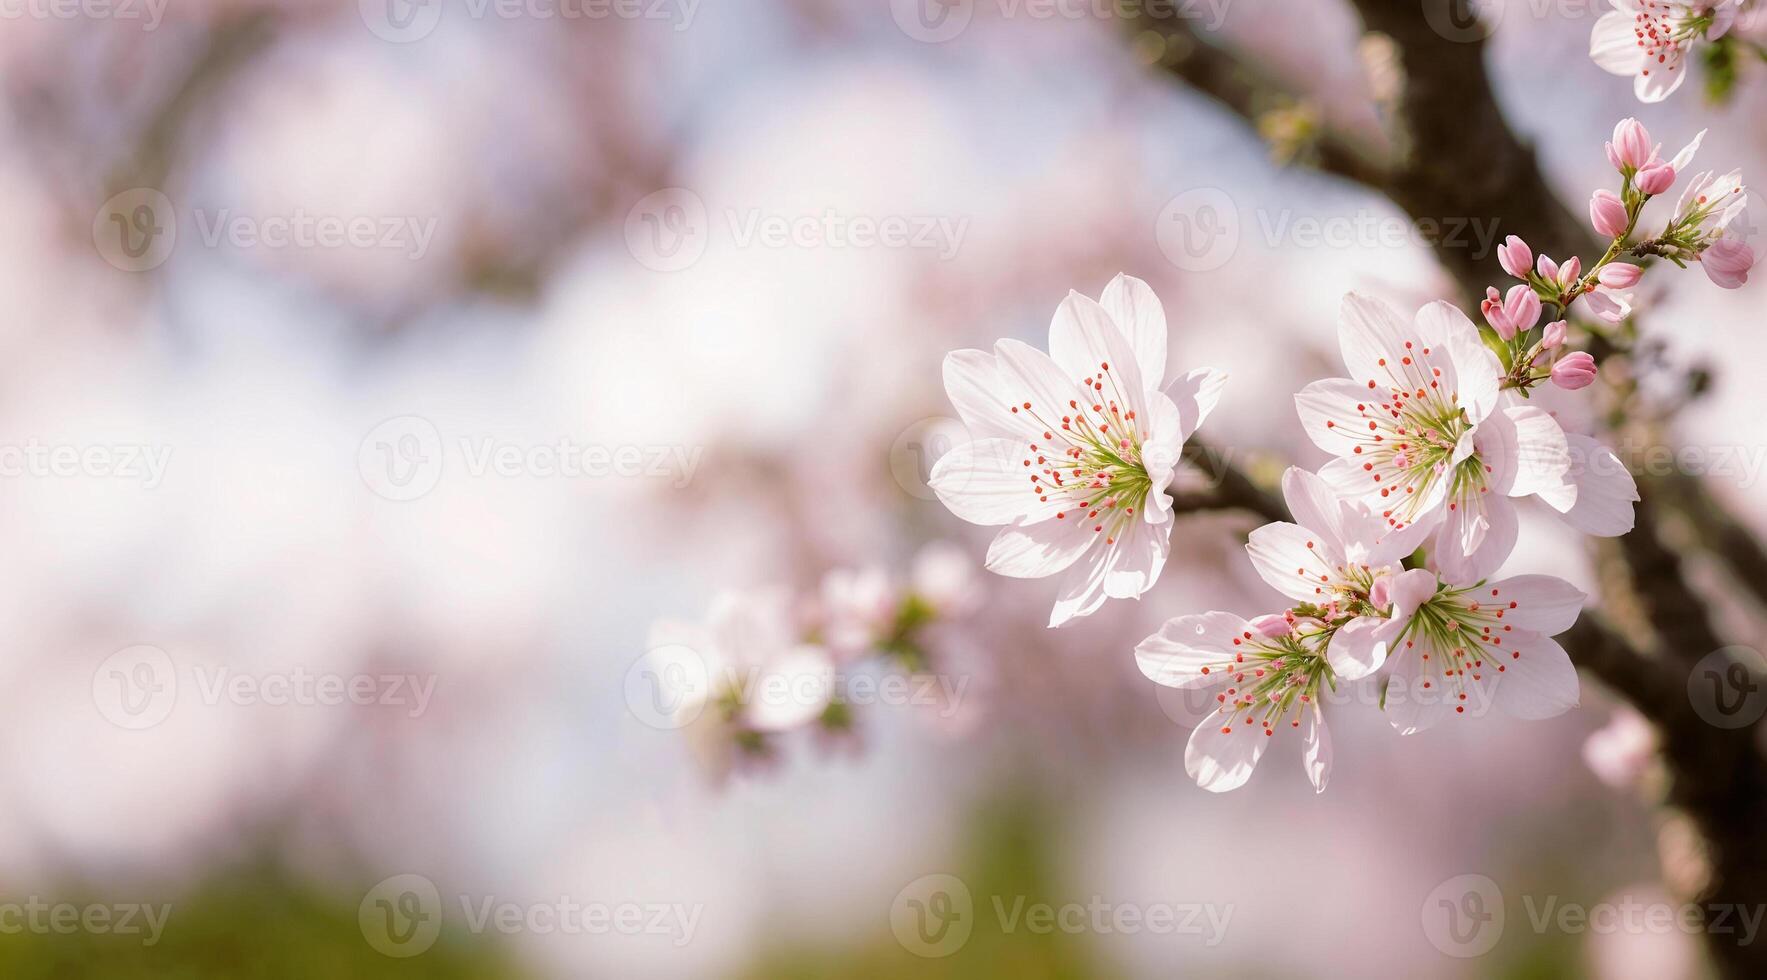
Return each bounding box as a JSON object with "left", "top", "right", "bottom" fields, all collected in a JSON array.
[{"left": 1480, "top": 118, "right": 1755, "bottom": 392}]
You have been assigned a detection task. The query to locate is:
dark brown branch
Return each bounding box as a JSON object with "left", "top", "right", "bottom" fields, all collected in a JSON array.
[{"left": 1141, "top": 7, "right": 1767, "bottom": 973}]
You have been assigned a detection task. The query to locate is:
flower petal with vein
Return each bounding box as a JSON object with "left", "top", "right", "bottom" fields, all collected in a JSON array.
[{"left": 931, "top": 274, "right": 1225, "bottom": 627}]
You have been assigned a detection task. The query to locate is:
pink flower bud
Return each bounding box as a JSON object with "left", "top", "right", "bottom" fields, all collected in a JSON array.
[
  {"left": 1542, "top": 320, "right": 1568, "bottom": 350},
  {"left": 1497, "top": 235, "right": 1532, "bottom": 279},
  {"left": 1702, "top": 238, "right": 1756, "bottom": 289},
  {"left": 1610, "top": 118, "right": 1652, "bottom": 172},
  {"left": 1590, "top": 189, "right": 1628, "bottom": 238},
  {"left": 1482, "top": 286, "right": 1515, "bottom": 340},
  {"left": 1551, "top": 351, "right": 1598, "bottom": 390},
  {"left": 1503, "top": 283, "right": 1541, "bottom": 335},
  {"left": 1557, "top": 256, "right": 1583, "bottom": 288},
  {"left": 1598, "top": 262, "right": 1642, "bottom": 289},
  {"left": 1536, "top": 254, "right": 1559, "bottom": 281},
  {"left": 1636, "top": 164, "right": 1676, "bottom": 195},
  {"left": 1249, "top": 613, "right": 1291, "bottom": 638}
]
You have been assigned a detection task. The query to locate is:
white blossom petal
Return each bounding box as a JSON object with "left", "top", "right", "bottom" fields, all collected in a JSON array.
[
  {"left": 1135, "top": 611, "right": 1253, "bottom": 688},
  {"left": 985, "top": 519, "right": 1094, "bottom": 579},
  {"left": 1590, "top": 11, "right": 1648, "bottom": 74},
  {"left": 1486, "top": 574, "right": 1586, "bottom": 635},
  {"left": 1542, "top": 433, "right": 1638, "bottom": 536},
  {"left": 1486, "top": 404, "right": 1571, "bottom": 497},
  {"left": 1301, "top": 705, "right": 1332, "bottom": 794},
  {"left": 1327, "top": 614, "right": 1396, "bottom": 679},
  {"left": 1099, "top": 273, "right": 1169, "bottom": 389},
  {"left": 1247, "top": 521, "right": 1348, "bottom": 602},
  {"left": 928, "top": 437, "right": 1038, "bottom": 526},
  {"left": 1491, "top": 629, "right": 1580, "bottom": 720},
  {"left": 1103, "top": 512, "right": 1172, "bottom": 599},
  {"left": 1167, "top": 366, "right": 1228, "bottom": 443},
  {"left": 1185, "top": 708, "right": 1272, "bottom": 792},
  {"left": 1047, "top": 290, "right": 1148, "bottom": 421},
  {"left": 942, "top": 348, "right": 1025, "bottom": 441}
]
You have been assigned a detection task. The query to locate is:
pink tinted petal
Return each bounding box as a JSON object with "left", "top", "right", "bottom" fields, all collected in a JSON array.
[
  {"left": 1487, "top": 574, "right": 1586, "bottom": 635},
  {"left": 1135, "top": 611, "right": 1254, "bottom": 689},
  {"left": 1491, "top": 629, "right": 1580, "bottom": 720},
  {"left": 1280, "top": 466, "right": 1349, "bottom": 552},
  {"left": 1327, "top": 615, "right": 1395, "bottom": 680},
  {"left": 1433, "top": 494, "right": 1519, "bottom": 586}
]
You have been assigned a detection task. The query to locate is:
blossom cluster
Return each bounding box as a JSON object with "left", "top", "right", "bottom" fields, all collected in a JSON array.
[
  {"left": 642, "top": 543, "right": 981, "bottom": 782},
  {"left": 1479, "top": 119, "right": 1753, "bottom": 398},
  {"left": 927, "top": 112, "right": 1754, "bottom": 793}
]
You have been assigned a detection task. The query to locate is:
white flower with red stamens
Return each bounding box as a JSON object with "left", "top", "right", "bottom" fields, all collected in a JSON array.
[
  {"left": 1591, "top": 0, "right": 1739, "bottom": 102},
  {"left": 1244, "top": 467, "right": 1430, "bottom": 678},
  {"left": 930, "top": 274, "right": 1226, "bottom": 627},
  {"left": 1379, "top": 569, "right": 1585, "bottom": 734},
  {"left": 1135, "top": 611, "right": 1337, "bottom": 792},
  {"left": 1295, "top": 293, "right": 1575, "bottom": 585}
]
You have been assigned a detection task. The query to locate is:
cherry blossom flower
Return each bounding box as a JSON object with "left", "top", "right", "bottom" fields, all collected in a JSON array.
[
  {"left": 1134, "top": 611, "right": 1338, "bottom": 792},
  {"left": 1243, "top": 467, "right": 1430, "bottom": 678},
  {"left": 1379, "top": 571, "right": 1586, "bottom": 734},
  {"left": 1591, "top": 0, "right": 1740, "bottom": 102},
  {"left": 1294, "top": 293, "right": 1576, "bottom": 584},
  {"left": 930, "top": 274, "right": 1225, "bottom": 627}
]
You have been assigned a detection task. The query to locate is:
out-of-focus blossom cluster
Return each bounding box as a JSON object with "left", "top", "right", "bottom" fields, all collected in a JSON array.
[{"left": 643, "top": 543, "right": 982, "bottom": 783}]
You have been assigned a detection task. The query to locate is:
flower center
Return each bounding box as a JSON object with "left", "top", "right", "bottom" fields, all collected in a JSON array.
[
  {"left": 1011, "top": 361, "right": 1153, "bottom": 543},
  {"left": 1398, "top": 584, "right": 1524, "bottom": 714},
  {"left": 1335, "top": 340, "right": 1484, "bottom": 527},
  {"left": 1196, "top": 626, "right": 1332, "bottom": 736},
  {"left": 1632, "top": 2, "right": 1703, "bottom": 78}
]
